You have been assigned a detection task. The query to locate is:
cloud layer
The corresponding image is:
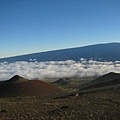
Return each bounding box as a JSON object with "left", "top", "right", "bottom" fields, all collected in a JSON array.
[{"left": 0, "top": 58, "right": 120, "bottom": 80}]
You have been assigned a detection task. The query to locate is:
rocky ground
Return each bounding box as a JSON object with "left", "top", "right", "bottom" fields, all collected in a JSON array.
[{"left": 0, "top": 88, "right": 120, "bottom": 120}]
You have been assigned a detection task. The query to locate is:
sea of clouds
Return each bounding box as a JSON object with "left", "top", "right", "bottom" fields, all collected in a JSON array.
[{"left": 0, "top": 58, "right": 120, "bottom": 80}]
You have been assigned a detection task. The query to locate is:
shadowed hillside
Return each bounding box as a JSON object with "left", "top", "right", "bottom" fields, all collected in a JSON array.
[
  {"left": 4, "top": 75, "right": 28, "bottom": 83},
  {"left": 79, "top": 72, "right": 120, "bottom": 90},
  {"left": 0, "top": 75, "right": 61, "bottom": 97},
  {"left": 0, "top": 43, "right": 120, "bottom": 62},
  {"left": 52, "top": 78, "right": 69, "bottom": 85}
]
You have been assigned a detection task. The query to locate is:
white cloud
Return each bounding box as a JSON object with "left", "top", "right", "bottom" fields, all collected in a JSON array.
[{"left": 0, "top": 59, "right": 120, "bottom": 80}]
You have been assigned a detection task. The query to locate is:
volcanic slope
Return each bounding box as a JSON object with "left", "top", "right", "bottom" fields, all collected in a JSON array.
[
  {"left": 79, "top": 72, "right": 120, "bottom": 91},
  {"left": 52, "top": 78, "right": 69, "bottom": 85},
  {"left": 0, "top": 42, "right": 120, "bottom": 62},
  {"left": 0, "top": 75, "right": 61, "bottom": 97}
]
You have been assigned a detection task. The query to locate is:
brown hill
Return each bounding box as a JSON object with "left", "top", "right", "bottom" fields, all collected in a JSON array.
[
  {"left": 6, "top": 75, "right": 28, "bottom": 83},
  {"left": 0, "top": 75, "right": 61, "bottom": 97},
  {"left": 80, "top": 72, "right": 120, "bottom": 90}
]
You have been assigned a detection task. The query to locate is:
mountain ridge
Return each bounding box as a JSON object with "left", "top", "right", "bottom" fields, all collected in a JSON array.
[
  {"left": 0, "top": 42, "right": 120, "bottom": 62},
  {"left": 79, "top": 72, "right": 120, "bottom": 90},
  {"left": 52, "top": 78, "right": 69, "bottom": 85}
]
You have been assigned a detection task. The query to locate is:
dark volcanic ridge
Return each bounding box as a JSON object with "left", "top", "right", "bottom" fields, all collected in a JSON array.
[
  {"left": 56, "top": 72, "right": 120, "bottom": 99},
  {"left": 6, "top": 75, "right": 28, "bottom": 83},
  {"left": 52, "top": 78, "right": 69, "bottom": 85},
  {"left": 80, "top": 72, "right": 120, "bottom": 91},
  {"left": 0, "top": 75, "right": 61, "bottom": 97}
]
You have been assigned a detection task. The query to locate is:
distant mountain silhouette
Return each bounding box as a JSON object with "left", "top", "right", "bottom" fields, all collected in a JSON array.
[
  {"left": 0, "top": 75, "right": 61, "bottom": 97},
  {"left": 0, "top": 43, "right": 120, "bottom": 62},
  {"left": 80, "top": 72, "right": 120, "bottom": 90}
]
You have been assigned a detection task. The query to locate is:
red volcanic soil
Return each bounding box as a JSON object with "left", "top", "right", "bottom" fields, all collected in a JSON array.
[{"left": 0, "top": 75, "right": 61, "bottom": 97}]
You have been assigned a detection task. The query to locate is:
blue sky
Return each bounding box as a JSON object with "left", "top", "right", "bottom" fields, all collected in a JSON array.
[{"left": 0, "top": 0, "right": 120, "bottom": 58}]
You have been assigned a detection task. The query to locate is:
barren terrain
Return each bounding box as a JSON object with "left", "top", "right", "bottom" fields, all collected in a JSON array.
[
  {"left": 0, "top": 87, "right": 119, "bottom": 119},
  {"left": 0, "top": 73, "right": 120, "bottom": 119}
]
